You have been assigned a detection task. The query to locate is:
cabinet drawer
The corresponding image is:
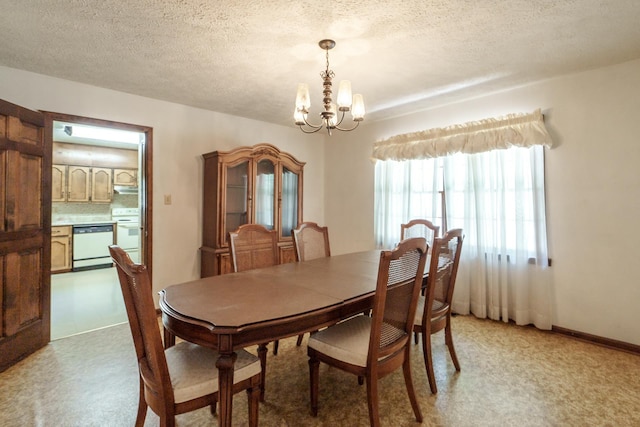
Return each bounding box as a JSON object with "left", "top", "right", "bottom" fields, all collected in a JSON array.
[{"left": 52, "top": 226, "right": 71, "bottom": 237}]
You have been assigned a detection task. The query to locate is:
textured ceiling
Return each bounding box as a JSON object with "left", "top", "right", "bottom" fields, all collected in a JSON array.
[{"left": 2, "top": 0, "right": 640, "bottom": 128}]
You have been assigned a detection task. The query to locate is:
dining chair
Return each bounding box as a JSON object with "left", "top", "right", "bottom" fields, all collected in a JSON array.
[
  {"left": 228, "top": 223, "right": 280, "bottom": 400},
  {"left": 402, "top": 219, "right": 442, "bottom": 342},
  {"left": 412, "top": 228, "right": 464, "bottom": 394},
  {"left": 228, "top": 223, "right": 280, "bottom": 274},
  {"left": 108, "top": 245, "right": 261, "bottom": 427},
  {"left": 292, "top": 221, "right": 331, "bottom": 262},
  {"left": 307, "top": 237, "right": 428, "bottom": 427},
  {"left": 400, "top": 218, "right": 440, "bottom": 245},
  {"left": 292, "top": 222, "right": 331, "bottom": 346}
]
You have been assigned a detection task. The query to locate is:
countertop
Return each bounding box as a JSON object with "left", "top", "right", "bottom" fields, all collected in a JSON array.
[{"left": 52, "top": 220, "right": 116, "bottom": 227}]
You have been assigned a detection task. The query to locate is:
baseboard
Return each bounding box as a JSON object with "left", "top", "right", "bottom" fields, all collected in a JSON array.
[{"left": 552, "top": 325, "right": 640, "bottom": 355}]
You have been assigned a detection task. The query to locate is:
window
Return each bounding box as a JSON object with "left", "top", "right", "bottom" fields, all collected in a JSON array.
[
  {"left": 372, "top": 110, "right": 553, "bottom": 329},
  {"left": 375, "top": 145, "right": 552, "bottom": 327},
  {"left": 374, "top": 158, "right": 444, "bottom": 246},
  {"left": 375, "top": 146, "right": 548, "bottom": 265}
]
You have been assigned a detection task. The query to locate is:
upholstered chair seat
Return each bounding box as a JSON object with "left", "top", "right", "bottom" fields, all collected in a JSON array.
[
  {"left": 166, "top": 342, "right": 260, "bottom": 404},
  {"left": 309, "top": 316, "right": 404, "bottom": 367}
]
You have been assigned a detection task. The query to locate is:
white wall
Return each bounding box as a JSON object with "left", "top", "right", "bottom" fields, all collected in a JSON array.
[
  {"left": 0, "top": 66, "right": 325, "bottom": 297},
  {"left": 325, "top": 59, "right": 640, "bottom": 346}
]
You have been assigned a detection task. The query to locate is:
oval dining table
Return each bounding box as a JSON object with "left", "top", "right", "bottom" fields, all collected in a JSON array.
[{"left": 159, "top": 249, "right": 429, "bottom": 427}]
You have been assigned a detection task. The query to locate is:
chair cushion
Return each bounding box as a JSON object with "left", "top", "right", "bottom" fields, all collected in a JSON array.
[
  {"left": 413, "top": 295, "right": 448, "bottom": 326},
  {"left": 165, "top": 342, "right": 261, "bottom": 404},
  {"left": 308, "top": 315, "right": 373, "bottom": 367}
]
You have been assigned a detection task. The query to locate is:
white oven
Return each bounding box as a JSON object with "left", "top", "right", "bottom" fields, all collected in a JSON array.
[{"left": 112, "top": 208, "right": 140, "bottom": 263}]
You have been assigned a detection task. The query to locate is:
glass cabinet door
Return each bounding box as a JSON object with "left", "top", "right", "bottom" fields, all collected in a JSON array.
[
  {"left": 254, "top": 159, "right": 275, "bottom": 230},
  {"left": 281, "top": 166, "right": 299, "bottom": 237},
  {"left": 225, "top": 161, "right": 249, "bottom": 237}
]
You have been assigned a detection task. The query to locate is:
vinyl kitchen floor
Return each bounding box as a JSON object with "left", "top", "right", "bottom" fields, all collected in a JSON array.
[{"left": 50, "top": 266, "right": 128, "bottom": 340}]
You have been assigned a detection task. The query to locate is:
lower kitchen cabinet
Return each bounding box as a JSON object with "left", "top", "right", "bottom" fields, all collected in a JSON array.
[{"left": 51, "top": 225, "right": 72, "bottom": 273}]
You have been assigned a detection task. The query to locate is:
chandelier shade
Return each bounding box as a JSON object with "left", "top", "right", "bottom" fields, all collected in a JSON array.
[{"left": 294, "top": 39, "right": 365, "bottom": 135}]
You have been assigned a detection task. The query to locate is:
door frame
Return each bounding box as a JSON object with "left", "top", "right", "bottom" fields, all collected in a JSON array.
[{"left": 43, "top": 112, "right": 153, "bottom": 280}]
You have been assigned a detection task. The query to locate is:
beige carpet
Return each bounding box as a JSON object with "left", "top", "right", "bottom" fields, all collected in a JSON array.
[{"left": 1, "top": 315, "right": 640, "bottom": 426}]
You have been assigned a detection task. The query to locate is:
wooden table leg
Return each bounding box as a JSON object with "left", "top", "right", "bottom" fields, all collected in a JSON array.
[
  {"left": 163, "top": 327, "right": 175, "bottom": 349},
  {"left": 216, "top": 350, "right": 237, "bottom": 427},
  {"left": 257, "top": 343, "right": 268, "bottom": 402}
]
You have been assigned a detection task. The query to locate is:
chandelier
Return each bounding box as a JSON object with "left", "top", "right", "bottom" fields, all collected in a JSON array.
[{"left": 294, "top": 39, "right": 365, "bottom": 135}]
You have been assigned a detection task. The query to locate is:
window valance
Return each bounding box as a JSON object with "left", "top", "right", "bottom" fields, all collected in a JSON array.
[{"left": 372, "top": 109, "right": 553, "bottom": 161}]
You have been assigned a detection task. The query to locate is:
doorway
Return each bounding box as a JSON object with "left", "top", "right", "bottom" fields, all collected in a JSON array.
[{"left": 46, "top": 113, "right": 153, "bottom": 339}]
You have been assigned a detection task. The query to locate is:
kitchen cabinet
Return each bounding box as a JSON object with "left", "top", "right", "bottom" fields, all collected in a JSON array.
[
  {"left": 67, "top": 165, "right": 90, "bottom": 202},
  {"left": 113, "top": 168, "right": 137, "bottom": 186},
  {"left": 52, "top": 164, "right": 67, "bottom": 202},
  {"left": 52, "top": 165, "right": 113, "bottom": 203},
  {"left": 91, "top": 167, "right": 112, "bottom": 203},
  {"left": 51, "top": 226, "right": 72, "bottom": 273},
  {"left": 200, "top": 143, "right": 304, "bottom": 277}
]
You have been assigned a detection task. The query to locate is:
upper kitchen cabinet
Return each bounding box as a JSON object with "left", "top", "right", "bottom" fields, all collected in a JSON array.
[
  {"left": 52, "top": 142, "right": 137, "bottom": 203},
  {"left": 91, "top": 167, "right": 112, "bottom": 203},
  {"left": 53, "top": 165, "right": 113, "bottom": 203},
  {"left": 67, "top": 165, "right": 90, "bottom": 202},
  {"left": 113, "top": 168, "right": 137, "bottom": 186},
  {"left": 52, "top": 164, "right": 67, "bottom": 202},
  {"left": 201, "top": 143, "right": 305, "bottom": 277}
]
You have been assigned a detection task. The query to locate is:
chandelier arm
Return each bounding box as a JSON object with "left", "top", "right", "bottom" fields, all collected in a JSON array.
[
  {"left": 332, "top": 110, "right": 347, "bottom": 127},
  {"left": 333, "top": 120, "right": 361, "bottom": 132},
  {"left": 302, "top": 114, "right": 324, "bottom": 129},
  {"left": 298, "top": 125, "right": 324, "bottom": 134}
]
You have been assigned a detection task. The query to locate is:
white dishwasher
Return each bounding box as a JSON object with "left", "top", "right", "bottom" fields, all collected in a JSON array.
[{"left": 72, "top": 224, "right": 115, "bottom": 271}]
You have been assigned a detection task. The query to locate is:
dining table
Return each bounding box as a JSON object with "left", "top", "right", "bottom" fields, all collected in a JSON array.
[{"left": 159, "top": 249, "right": 431, "bottom": 427}]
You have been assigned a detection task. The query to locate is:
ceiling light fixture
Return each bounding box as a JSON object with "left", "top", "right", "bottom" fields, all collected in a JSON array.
[
  {"left": 294, "top": 39, "right": 365, "bottom": 136},
  {"left": 63, "top": 124, "right": 141, "bottom": 145}
]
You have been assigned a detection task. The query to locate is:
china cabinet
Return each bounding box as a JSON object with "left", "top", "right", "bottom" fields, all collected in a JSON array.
[{"left": 200, "top": 143, "right": 304, "bottom": 277}]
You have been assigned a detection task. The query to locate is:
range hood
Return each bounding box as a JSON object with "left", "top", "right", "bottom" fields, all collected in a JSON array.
[{"left": 114, "top": 185, "right": 138, "bottom": 195}]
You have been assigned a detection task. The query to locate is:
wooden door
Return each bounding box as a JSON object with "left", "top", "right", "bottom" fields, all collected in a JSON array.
[{"left": 0, "top": 99, "right": 51, "bottom": 372}]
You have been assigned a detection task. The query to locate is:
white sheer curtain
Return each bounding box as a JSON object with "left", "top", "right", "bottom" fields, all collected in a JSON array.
[
  {"left": 444, "top": 147, "right": 552, "bottom": 329},
  {"left": 373, "top": 110, "right": 553, "bottom": 329},
  {"left": 374, "top": 158, "right": 443, "bottom": 248}
]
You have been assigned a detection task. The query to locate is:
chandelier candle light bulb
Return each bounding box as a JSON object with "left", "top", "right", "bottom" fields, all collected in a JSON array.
[{"left": 294, "top": 39, "right": 365, "bottom": 135}]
